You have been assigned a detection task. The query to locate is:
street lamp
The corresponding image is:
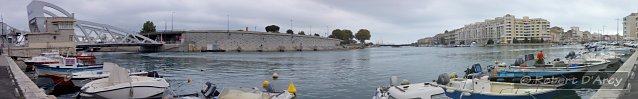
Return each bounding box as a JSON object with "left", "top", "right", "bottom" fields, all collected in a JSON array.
[{"left": 171, "top": 12, "right": 175, "bottom": 31}]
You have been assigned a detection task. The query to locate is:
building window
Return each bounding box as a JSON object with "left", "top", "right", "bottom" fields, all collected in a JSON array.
[{"left": 57, "top": 23, "right": 73, "bottom": 29}]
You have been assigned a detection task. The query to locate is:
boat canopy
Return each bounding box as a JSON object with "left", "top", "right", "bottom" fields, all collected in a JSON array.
[{"left": 107, "top": 65, "right": 131, "bottom": 86}]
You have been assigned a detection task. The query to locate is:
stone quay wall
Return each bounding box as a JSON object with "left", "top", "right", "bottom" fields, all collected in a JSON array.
[{"left": 180, "top": 30, "right": 342, "bottom": 52}]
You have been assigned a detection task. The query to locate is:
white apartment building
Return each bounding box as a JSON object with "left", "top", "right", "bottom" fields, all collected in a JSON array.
[{"left": 453, "top": 14, "right": 551, "bottom": 44}]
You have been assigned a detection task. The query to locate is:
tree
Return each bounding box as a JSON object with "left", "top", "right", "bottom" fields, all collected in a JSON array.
[
  {"left": 512, "top": 38, "right": 518, "bottom": 43},
  {"left": 523, "top": 38, "right": 530, "bottom": 43},
  {"left": 286, "top": 29, "right": 294, "bottom": 34},
  {"left": 329, "top": 29, "right": 355, "bottom": 44},
  {"left": 265, "top": 25, "right": 280, "bottom": 33},
  {"left": 342, "top": 29, "right": 354, "bottom": 44},
  {"left": 314, "top": 34, "right": 320, "bottom": 36},
  {"left": 487, "top": 39, "right": 494, "bottom": 45},
  {"left": 355, "top": 29, "right": 371, "bottom": 44},
  {"left": 298, "top": 31, "right": 305, "bottom": 35},
  {"left": 140, "top": 21, "right": 156, "bottom": 33},
  {"left": 540, "top": 38, "right": 544, "bottom": 43}
]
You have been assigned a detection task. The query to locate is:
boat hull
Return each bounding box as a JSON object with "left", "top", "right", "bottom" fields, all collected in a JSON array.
[
  {"left": 34, "top": 65, "right": 102, "bottom": 76},
  {"left": 443, "top": 88, "right": 559, "bottom": 99},
  {"left": 82, "top": 86, "right": 166, "bottom": 99},
  {"left": 71, "top": 72, "right": 149, "bottom": 87}
]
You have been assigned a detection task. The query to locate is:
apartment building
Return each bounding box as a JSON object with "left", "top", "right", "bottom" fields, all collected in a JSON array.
[
  {"left": 624, "top": 13, "right": 638, "bottom": 40},
  {"left": 452, "top": 14, "right": 551, "bottom": 44}
]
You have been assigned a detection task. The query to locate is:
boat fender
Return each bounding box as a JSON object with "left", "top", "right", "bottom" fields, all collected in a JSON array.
[
  {"left": 437, "top": 73, "right": 450, "bottom": 85},
  {"left": 462, "top": 92, "right": 471, "bottom": 96},
  {"left": 400, "top": 79, "right": 410, "bottom": 85},
  {"left": 631, "top": 72, "right": 635, "bottom": 80},
  {"left": 272, "top": 72, "right": 279, "bottom": 80},
  {"left": 449, "top": 72, "right": 457, "bottom": 78}
]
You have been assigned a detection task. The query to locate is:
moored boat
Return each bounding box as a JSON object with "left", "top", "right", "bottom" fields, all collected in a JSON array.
[
  {"left": 70, "top": 62, "right": 151, "bottom": 87},
  {"left": 372, "top": 76, "right": 447, "bottom": 99},
  {"left": 431, "top": 74, "right": 561, "bottom": 99},
  {"left": 34, "top": 57, "right": 103, "bottom": 76},
  {"left": 79, "top": 64, "right": 169, "bottom": 99}
]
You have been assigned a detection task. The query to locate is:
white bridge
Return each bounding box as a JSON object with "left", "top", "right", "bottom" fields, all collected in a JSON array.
[{"left": 27, "top": 1, "right": 161, "bottom": 49}]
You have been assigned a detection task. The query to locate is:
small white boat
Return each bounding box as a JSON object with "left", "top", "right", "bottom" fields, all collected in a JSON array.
[
  {"left": 164, "top": 80, "right": 297, "bottom": 99},
  {"left": 431, "top": 75, "right": 561, "bottom": 99},
  {"left": 373, "top": 76, "right": 447, "bottom": 99},
  {"left": 80, "top": 64, "right": 169, "bottom": 99},
  {"left": 70, "top": 62, "right": 150, "bottom": 87}
]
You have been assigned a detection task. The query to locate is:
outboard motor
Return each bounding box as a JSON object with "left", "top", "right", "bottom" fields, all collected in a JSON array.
[
  {"left": 472, "top": 64, "right": 482, "bottom": 73},
  {"left": 436, "top": 73, "right": 450, "bottom": 85},
  {"left": 147, "top": 71, "right": 161, "bottom": 78},
  {"left": 201, "top": 81, "right": 220, "bottom": 98},
  {"left": 514, "top": 58, "right": 524, "bottom": 66}
]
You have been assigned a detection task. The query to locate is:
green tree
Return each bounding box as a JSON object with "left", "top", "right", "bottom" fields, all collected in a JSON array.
[
  {"left": 140, "top": 21, "right": 156, "bottom": 33},
  {"left": 523, "top": 38, "right": 530, "bottom": 43},
  {"left": 487, "top": 39, "right": 494, "bottom": 45},
  {"left": 355, "top": 29, "right": 371, "bottom": 44},
  {"left": 540, "top": 38, "right": 544, "bottom": 43},
  {"left": 298, "top": 31, "right": 305, "bottom": 35},
  {"left": 286, "top": 29, "right": 294, "bottom": 34},
  {"left": 342, "top": 29, "right": 354, "bottom": 44},
  {"left": 265, "top": 25, "right": 280, "bottom": 33},
  {"left": 329, "top": 29, "right": 355, "bottom": 44},
  {"left": 512, "top": 38, "right": 518, "bottom": 43}
]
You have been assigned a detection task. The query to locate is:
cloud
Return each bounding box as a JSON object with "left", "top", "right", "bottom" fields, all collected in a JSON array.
[{"left": 1, "top": 0, "right": 637, "bottom": 44}]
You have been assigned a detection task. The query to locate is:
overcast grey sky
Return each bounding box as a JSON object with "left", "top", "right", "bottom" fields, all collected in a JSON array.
[{"left": 1, "top": 0, "right": 638, "bottom": 44}]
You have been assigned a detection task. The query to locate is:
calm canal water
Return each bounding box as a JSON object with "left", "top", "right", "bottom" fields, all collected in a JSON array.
[{"left": 40, "top": 45, "right": 601, "bottom": 99}]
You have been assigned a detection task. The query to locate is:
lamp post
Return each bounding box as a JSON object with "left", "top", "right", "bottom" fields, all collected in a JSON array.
[
  {"left": 617, "top": 18, "right": 620, "bottom": 42},
  {"left": 227, "top": 15, "right": 230, "bottom": 33},
  {"left": 171, "top": 12, "right": 175, "bottom": 31}
]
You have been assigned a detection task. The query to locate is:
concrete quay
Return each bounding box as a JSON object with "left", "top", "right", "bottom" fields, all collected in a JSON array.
[
  {"left": 592, "top": 49, "right": 638, "bottom": 99},
  {"left": 0, "top": 55, "right": 54, "bottom": 99}
]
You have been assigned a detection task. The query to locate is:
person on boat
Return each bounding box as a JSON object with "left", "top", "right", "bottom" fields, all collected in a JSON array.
[{"left": 536, "top": 51, "right": 544, "bottom": 64}]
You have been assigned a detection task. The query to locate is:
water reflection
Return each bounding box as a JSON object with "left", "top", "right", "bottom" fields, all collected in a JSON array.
[{"left": 37, "top": 45, "right": 598, "bottom": 99}]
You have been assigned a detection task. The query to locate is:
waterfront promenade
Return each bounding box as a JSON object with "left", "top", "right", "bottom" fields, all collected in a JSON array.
[
  {"left": 0, "top": 55, "right": 53, "bottom": 99},
  {"left": 592, "top": 49, "right": 638, "bottom": 99}
]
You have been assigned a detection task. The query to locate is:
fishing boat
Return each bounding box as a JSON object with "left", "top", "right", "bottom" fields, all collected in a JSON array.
[
  {"left": 487, "top": 64, "right": 586, "bottom": 84},
  {"left": 372, "top": 76, "right": 447, "bottom": 99},
  {"left": 79, "top": 65, "right": 169, "bottom": 99},
  {"left": 509, "top": 55, "right": 611, "bottom": 72},
  {"left": 34, "top": 57, "right": 103, "bottom": 76},
  {"left": 69, "top": 62, "right": 151, "bottom": 87},
  {"left": 431, "top": 74, "right": 561, "bottom": 99}
]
